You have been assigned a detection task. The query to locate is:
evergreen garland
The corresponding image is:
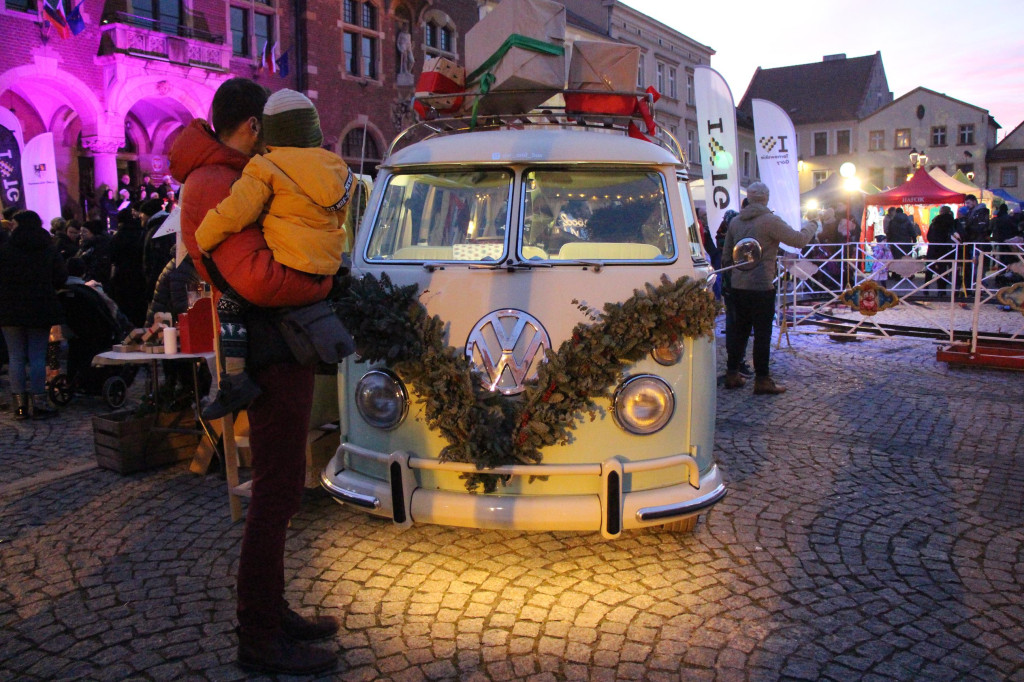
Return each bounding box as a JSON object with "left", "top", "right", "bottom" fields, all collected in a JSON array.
[{"left": 335, "top": 272, "right": 720, "bottom": 492}]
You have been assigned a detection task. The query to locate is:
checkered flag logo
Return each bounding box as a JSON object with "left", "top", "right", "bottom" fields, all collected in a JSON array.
[
  {"left": 759, "top": 136, "right": 777, "bottom": 152},
  {"left": 706, "top": 137, "right": 726, "bottom": 165},
  {"left": 0, "top": 159, "right": 13, "bottom": 178}
]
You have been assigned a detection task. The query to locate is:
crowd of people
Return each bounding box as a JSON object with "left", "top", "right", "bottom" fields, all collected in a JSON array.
[
  {"left": 0, "top": 179, "right": 182, "bottom": 419},
  {"left": 700, "top": 191, "right": 1024, "bottom": 397}
]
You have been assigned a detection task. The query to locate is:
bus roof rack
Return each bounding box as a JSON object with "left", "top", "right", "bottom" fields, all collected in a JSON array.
[{"left": 391, "top": 88, "right": 686, "bottom": 164}]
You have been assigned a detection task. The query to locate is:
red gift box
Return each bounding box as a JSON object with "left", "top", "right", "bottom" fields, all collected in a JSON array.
[
  {"left": 563, "top": 92, "right": 636, "bottom": 116},
  {"left": 178, "top": 297, "right": 214, "bottom": 353},
  {"left": 414, "top": 57, "right": 466, "bottom": 118}
]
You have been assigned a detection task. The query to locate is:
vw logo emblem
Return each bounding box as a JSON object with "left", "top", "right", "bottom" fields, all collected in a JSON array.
[{"left": 466, "top": 309, "right": 551, "bottom": 395}]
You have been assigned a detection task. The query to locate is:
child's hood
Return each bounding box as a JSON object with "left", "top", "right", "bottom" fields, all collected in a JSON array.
[{"left": 261, "top": 147, "right": 352, "bottom": 210}]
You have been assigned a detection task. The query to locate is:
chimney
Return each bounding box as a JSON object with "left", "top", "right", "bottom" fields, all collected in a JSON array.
[{"left": 823, "top": 54, "right": 847, "bottom": 62}]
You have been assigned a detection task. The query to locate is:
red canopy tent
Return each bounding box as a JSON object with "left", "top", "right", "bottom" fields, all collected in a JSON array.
[
  {"left": 862, "top": 167, "right": 967, "bottom": 242},
  {"left": 865, "top": 167, "right": 966, "bottom": 206}
]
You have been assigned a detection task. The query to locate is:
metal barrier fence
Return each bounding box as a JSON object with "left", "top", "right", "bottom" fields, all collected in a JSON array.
[{"left": 773, "top": 242, "right": 1024, "bottom": 347}]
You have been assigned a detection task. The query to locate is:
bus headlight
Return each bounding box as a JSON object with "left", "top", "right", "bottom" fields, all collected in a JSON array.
[
  {"left": 651, "top": 342, "right": 684, "bottom": 366},
  {"left": 613, "top": 375, "right": 674, "bottom": 435},
  {"left": 355, "top": 370, "right": 408, "bottom": 430}
]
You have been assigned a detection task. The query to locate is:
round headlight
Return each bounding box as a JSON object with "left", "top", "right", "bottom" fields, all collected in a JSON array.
[
  {"left": 355, "top": 370, "right": 408, "bottom": 430},
  {"left": 613, "top": 375, "right": 674, "bottom": 435},
  {"left": 651, "top": 342, "right": 684, "bottom": 366}
]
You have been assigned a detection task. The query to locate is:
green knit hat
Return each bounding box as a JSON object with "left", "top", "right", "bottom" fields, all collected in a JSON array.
[{"left": 262, "top": 89, "right": 324, "bottom": 148}]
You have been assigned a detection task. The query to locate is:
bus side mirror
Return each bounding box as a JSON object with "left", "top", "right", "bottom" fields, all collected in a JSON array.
[{"left": 732, "top": 237, "right": 762, "bottom": 271}]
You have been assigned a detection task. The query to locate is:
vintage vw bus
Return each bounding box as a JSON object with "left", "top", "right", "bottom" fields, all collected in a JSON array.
[{"left": 321, "top": 104, "right": 726, "bottom": 538}]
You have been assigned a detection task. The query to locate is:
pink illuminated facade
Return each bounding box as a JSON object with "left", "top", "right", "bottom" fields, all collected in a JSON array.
[{"left": 1, "top": 0, "right": 477, "bottom": 221}]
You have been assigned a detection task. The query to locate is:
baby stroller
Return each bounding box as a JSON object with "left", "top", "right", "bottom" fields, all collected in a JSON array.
[{"left": 48, "top": 282, "right": 138, "bottom": 409}]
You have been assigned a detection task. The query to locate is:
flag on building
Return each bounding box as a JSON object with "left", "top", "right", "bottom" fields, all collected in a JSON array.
[
  {"left": 43, "top": 0, "right": 72, "bottom": 40},
  {"left": 275, "top": 49, "right": 290, "bottom": 78},
  {"left": 67, "top": 0, "right": 86, "bottom": 36},
  {"left": 694, "top": 65, "right": 740, "bottom": 237},
  {"left": 260, "top": 41, "right": 278, "bottom": 75}
]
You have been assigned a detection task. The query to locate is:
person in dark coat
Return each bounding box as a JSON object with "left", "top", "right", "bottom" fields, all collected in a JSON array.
[
  {"left": 108, "top": 207, "right": 149, "bottom": 327},
  {"left": 140, "top": 198, "right": 173, "bottom": 300},
  {"left": 992, "top": 203, "right": 1022, "bottom": 268},
  {"left": 885, "top": 207, "right": 916, "bottom": 262},
  {"left": 0, "top": 210, "right": 67, "bottom": 419},
  {"left": 75, "top": 220, "right": 113, "bottom": 287},
  {"left": 147, "top": 255, "right": 211, "bottom": 406},
  {"left": 926, "top": 205, "right": 960, "bottom": 296},
  {"left": 99, "top": 187, "right": 120, "bottom": 233},
  {"left": 51, "top": 217, "right": 78, "bottom": 261}
]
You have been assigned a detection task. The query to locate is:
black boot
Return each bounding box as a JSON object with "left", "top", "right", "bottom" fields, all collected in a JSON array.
[
  {"left": 202, "top": 372, "right": 262, "bottom": 421},
  {"left": 30, "top": 393, "right": 57, "bottom": 419},
  {"left": 14, "top": 393, "right": 30, "bottom": 420},
  {"left": 281, "top": 603, "right": 340, "bottom": 641},
  {"left": 237, "top": 627, "right": 337, "bottom": 675}
]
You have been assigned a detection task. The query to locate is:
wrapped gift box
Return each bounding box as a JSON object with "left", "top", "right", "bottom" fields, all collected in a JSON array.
[
  {"left": 414, "top": 56, "right": 466, "bottom": 118},
  {"left": 565, "top": 41, "right": 640, "bottom": 116},
  {"left": 465, "top": 0, "right": 566, "bottom": 116}
]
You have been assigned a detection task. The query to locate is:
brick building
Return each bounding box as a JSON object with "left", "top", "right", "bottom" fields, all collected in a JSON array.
[{"left": 0, "top": 0, "right": 476, "bottom": 221}]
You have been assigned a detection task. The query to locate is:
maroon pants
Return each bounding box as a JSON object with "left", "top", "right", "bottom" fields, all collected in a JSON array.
[{"left": 236, "top": 361, "right": 315, "bottom": 633}]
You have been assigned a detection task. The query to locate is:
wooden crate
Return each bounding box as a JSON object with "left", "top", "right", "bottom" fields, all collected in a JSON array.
[{"left": 93, "top": 410, "right": 200, "bottom": 474}]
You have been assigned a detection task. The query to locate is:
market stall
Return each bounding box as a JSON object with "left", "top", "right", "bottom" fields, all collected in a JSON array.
[{"left": 864, "top": 167, "right": 967, "bottom": 240}]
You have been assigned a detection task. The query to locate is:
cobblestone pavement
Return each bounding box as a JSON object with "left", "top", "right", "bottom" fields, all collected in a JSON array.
[{"left": 1, "top": 309, "right": 1023, "bottom": 681}]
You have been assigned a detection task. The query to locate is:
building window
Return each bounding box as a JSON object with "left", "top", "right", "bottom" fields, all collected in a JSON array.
[
  {"left": 423, "top": 9, "right": 455, "bottom": 58},
  {"left": 931, "top": 126, "right": 947, "bottom": 146},
  {"left": 868, "top": 167, "right": 884, "bottom": 190},
  {"left": 812, "top": 132, "right": 827, "bottom": 157},
  {"left": 686, "top": 73, "right": 694, "bottom": 105},
  {"left": 127, "top": 0, "right": 182, "bottom": 32},
  {"left": 956, "top": 163, "right": 975, "bottom": 177},
  {"left": 686, "top": 130, "right": 695, "bottom": 163},
  {"left": 812, "top": 170, "right": 829, "bottom": 187},
  {"left": 869, "top": 130, "right": 884, "bottom": 151},
  {"left": 230, "top": 1, "right": 274, "bottom": 58},
  {"left": 637, "top": 57, "right": 644, "bottom": 88},
  {"left": 1000, "top": 167, "right": 1018, "bottom": 188},
  {"left": 342, "top": 128, "right": 380, "bottom": 159},
  {"left": 836, "top": 129, "right": 851, "bottom": 155},
  {"left": 668, "top": 67, "right": 677, "bottom": 99},
  {"left": 895, "top": 166, "right": 912, "bottom": 182},
  {"left": 742, "top": 150, "right": 751, "bottom": 179},
  {"left": 343, "top": 0, "right": 379, "bottom": 80},
  {"left": 6, "top": 0, "right": 36, "bottom": 12},
  {"left": 656, "top": 62, "right": 665, "bottom": 94},
  {"left": 894, "top": 128, "right": 910, "bottom": 149},
  {"left": 958, "top": 123, "right": 975, "bottom": 145}
]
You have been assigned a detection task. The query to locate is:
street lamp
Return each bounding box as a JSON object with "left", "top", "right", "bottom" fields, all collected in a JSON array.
[{"left": 909, "top": 148, "right": 928, "bottom": 169}]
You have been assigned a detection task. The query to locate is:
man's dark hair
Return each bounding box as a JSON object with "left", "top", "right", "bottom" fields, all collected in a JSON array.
[
  {"left": 965, "top": 194, "right": 978, "bottom": 203},
  {"left": 12, "top": 209, "right": 42, "bottom": 231},
  {"left": 211, "top": 78, "right": 269, "bottom": 140},
  {"left": 2, "top": 206, "right": 16, "bottom": 220},
  {"left": 139, "top": 198, "right": 164, "bottom": 217}
]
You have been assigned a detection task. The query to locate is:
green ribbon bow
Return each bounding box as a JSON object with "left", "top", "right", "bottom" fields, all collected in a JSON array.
[{"left": 468, "top": 33, "right": 565, "bottom": 128}]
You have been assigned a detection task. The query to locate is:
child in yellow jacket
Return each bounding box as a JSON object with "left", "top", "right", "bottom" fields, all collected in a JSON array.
[{"left": 196, "top": 89, "right": 353, "bottom": 419}]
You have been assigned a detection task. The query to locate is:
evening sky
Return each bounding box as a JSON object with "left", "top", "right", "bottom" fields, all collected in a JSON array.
[{"left": 621, "top": 0, "right": 1024, "bottom": 140}]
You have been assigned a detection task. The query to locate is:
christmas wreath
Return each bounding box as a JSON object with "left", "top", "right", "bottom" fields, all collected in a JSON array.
[{"left": 334, "top": 272, "right": 720, "bottom": 492}]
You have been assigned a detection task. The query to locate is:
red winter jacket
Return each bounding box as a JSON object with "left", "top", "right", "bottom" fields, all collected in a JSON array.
[{"left": 168, "top": 120, "right": 331, "bottom": 307}]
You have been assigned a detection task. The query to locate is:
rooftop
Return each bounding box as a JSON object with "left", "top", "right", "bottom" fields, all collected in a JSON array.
[{"left": 737, "top": 53, "right": 882, "bottom": 125}]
